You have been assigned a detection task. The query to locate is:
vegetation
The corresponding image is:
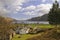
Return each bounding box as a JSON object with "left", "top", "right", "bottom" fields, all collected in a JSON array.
[
  {"left": 27, "top": 29, "right": 60, "bottom": 40},
  {"left": 12, "top": 34, "right": 35, "bottom": 40},
  {"left": 0, "top": 16, "right": 15, "bottom": 40},
  {"left": 12, "top": 24, "right": 53, "bottom": 40},
  {"left": 14, "top": 24, "right": 53, "bottom": 28},
  {"left": 48, "top": 0, "right": 60, "bottom": 25}
]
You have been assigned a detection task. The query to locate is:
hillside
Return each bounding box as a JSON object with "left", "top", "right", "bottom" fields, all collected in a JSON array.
[
  {"left": 28, "top": 14, "right": 48, "bottom": 21},
  {"left": 0, "top": 16, "right": 15, "bottom": 23}
]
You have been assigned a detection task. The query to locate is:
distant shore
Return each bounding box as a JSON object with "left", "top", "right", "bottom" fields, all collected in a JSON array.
[{"left": 13, "top": 21, "right": 49, "bottom": 24}]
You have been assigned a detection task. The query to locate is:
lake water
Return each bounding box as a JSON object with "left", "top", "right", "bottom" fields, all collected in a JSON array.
[{"left": 14, "top": 21, "right": 49, "bottom": 24}]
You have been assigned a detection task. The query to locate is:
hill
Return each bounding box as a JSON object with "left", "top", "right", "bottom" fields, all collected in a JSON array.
[
  {"left": 28, "top": 14, "right": 48, "bottom": 21},
  {"left": 0, "top": 16, "right": 15, "bottom": 23}
]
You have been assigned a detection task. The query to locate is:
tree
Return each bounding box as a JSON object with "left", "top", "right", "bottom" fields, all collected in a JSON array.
[{"left": 48, "top": 0, "right": 60, "bottom": 28}]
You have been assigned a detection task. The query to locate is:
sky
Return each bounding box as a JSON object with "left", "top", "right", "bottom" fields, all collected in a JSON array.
[{"left": 0, "top": 0, "right": 60, "bottom": 20}]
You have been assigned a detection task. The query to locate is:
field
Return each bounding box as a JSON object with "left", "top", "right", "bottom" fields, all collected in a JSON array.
[
  {"left": 15, "top": 24, "right": 54, "bottom": 28},
  {"left": 12, "top": 24, "right": 54, "bottom": 40}
]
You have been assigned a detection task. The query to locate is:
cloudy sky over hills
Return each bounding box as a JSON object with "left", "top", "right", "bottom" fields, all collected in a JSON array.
[{"left": 0, "top": 0, "right": 60, "bottom": 20}]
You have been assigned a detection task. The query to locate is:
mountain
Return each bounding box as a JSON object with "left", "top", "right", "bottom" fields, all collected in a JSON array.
[{"left": 28, "top": 14, "right": 48, "bottom": 21}]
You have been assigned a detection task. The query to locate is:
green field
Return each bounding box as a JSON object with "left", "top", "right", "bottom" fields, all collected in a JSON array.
[
  {"left": 12, "top": 34, "right": 35, "bottom": 40},
  {"left": 12, "top": 24, "right": 54, "bottom": 40},
  {"left": 15, "top": 24, "right": 54, "bottom": 28}
]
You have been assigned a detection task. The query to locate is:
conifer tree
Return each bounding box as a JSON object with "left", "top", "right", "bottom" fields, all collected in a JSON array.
[{"left": 48, "top": 0, "right": 60, "bottom": 25}]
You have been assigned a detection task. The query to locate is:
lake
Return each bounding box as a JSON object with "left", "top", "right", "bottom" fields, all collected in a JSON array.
[{"left": 14, "top": 21, "right": 49, "bottom": 24}]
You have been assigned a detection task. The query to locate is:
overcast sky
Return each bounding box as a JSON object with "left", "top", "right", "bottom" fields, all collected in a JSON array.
[{"left": 0, "top": 0, "right": 60, "bottom": 20}]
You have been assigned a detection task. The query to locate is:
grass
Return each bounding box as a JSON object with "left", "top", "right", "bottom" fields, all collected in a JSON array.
[
  {"left": 38, "top": 24, "right": 53, "bottom": 28},
  {"left": 12, "top": 34, "right": 36, "bottom": 40},
  {"left": 16, "top": 24, "right": 54, "bottom": 28},
  {"left": 12, "top": 33, "right": 44, "bottom": 40},
  {"left": 12, "top": 24, "right": 54, "bottom": 40}
]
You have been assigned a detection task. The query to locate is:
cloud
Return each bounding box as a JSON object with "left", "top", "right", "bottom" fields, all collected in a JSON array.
[
  {"left": 0, "top": 1, "right": 9, "bottom": 17},
  {"left": 52, "top": 0, "right": 59, "bottom": 2},
  {"left": 0, "top": 0, "right": 29, "bottom": 16},
  {"left": 22, "top": 4, "right": 52, "bottom": 16},
  {"left": 37, "top": 4, "right": 52, "bottom": 14},
  {"left": 24, "top": 11, "right": 36, "bottom": 15},
  {"left": 0, "top": 8, "right": 9, "bottom": 17},
  {"left": 42, "top": 0, "right": 46, "bottom": 2},
  {"left": 12, "top": 17, "right": 29, "bottom": 20},
  {"left": 24, "top": 5, "right": 36, "bottom": 11}
]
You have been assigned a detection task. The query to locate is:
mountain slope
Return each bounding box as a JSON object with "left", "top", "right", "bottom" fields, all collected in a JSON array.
[{"left": 28, "top": 14, "right": 48, "bottom": 21}]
